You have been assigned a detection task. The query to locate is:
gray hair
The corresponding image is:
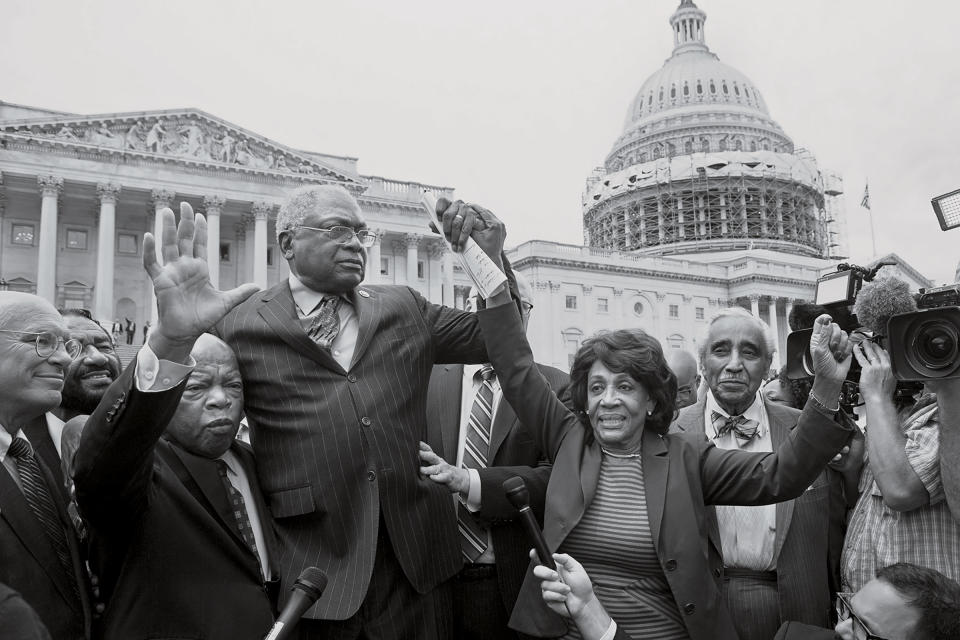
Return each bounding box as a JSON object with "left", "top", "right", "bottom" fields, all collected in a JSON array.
[
  {"left": 697, "top": 306, "right": 776, "bottom": 365},
  {"left": 275, "top": 185, "right": 362, "bottom": 242}
]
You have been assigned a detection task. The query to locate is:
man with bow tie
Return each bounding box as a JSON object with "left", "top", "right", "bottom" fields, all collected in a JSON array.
[{"left": 671, "top": 307, "right": 852, "bottom": 640}]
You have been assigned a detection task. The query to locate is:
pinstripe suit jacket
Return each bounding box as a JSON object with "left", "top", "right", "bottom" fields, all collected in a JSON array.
[
  {"left": 672, "top": 395, "right": 846, "bottom": 628},
  {"left": 216, "top": 281, "right": 489, "bottom": 620},
  {"left": 473, "top": 303, "right": 852, "bottom": 640}
]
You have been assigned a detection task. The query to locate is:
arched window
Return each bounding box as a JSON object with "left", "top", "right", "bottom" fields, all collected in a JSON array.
[
  {"left": 719, "top": 138, "right": 727, "bottom": 151},
  {"left": 749, "top": 140, "right": 757, "bottom": 152},
  {"left": 685, "top": 140, "right": 693, "bottom": 153},
  {"left": 734, "top": 83, "right": 740, "bottom": 96},
  {"left": 648, "top": 93, "right": 653, "bottom": 106},
  {"left": 722, "top": 82, "right": 729, "bottom": 94},
  {"left": 744, "top": 87, "right": 751, "bottom": 99},
  {"left": 683, "top": 83, "right": 689, "bottom": 96},
  {"left": 701, "top": 138, "right": 710, "bottom": 152},
  {"left": 734, "top": 138, "right": 743, "bottom": 151},
  {"left": 697, "top": 81, "right": 703, "bottom": 95},
  {"left": 653, "top": 146, "right": 662, "bottom": 159},
  {"left": 639, "top": 152, "right": 647, "bottom": 163},
  {"left": 710, "top": 81, "right": 716, "bottom": 94},
  {"left": 670, "top": 86, "right": 676, "bottom": 99},
  {"left": 659, "top": 88, "right": 664, "bottom": 102}
]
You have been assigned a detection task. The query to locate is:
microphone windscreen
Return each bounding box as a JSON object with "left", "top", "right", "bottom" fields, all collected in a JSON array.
[
  {"left": 293, "top": 567, "right": 327, "bottom": 601},
  {"left": 503, "top": 476, "right": 529, "bottom": 510},
  {"left": 853, "top": 277, "right": 918, "bottom": 336}
]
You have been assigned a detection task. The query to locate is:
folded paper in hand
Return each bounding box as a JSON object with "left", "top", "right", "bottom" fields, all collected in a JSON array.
[{"left": 421, "top": 191, "right": 508, "bottom": 299}]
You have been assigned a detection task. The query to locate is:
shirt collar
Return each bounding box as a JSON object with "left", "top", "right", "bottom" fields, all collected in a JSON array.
[
  {"left": 0, "top": 427, "right": 27, "bottom": 464},
  {"left": 288, "top": 273, "right": 352, "bottom": 316},
  {"left": 46, "top": 412, "right": 64, "bottom": 459},
  {"left": 705, "top": 389, "right": 767, "bottom": 438},
  {"left": 217, "top": 448, "right": 239, "bottom": 477}
]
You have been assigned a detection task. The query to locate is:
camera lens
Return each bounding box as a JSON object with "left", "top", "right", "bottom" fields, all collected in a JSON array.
[{"left": 912, "top": 320, "right": 959, "bottom": 370}]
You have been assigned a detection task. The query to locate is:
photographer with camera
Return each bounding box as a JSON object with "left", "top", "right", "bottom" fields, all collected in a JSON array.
[{"left": 840, "top": 293, "right": 960, "bottom": 592}]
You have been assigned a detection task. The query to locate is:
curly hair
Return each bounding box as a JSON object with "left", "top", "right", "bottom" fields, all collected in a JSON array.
[
  {"left": 568, "top": 329, "right": 678, "bottom": 436},
  {"left": 275, "top": 184, "right": 362, "bottom": 243}
]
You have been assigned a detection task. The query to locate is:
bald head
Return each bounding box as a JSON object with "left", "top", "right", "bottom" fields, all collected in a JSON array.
[
  {"left": 165, "top": 333, "right": 245, "bottom": 458},
  {"left": 0, "top": 292, "right": 59, "bottom": 329},
  {"left": 666, "top": 349, "right": 700, "bottom": 409}
]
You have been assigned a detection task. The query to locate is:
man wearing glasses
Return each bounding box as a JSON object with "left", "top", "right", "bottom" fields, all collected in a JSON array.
[
  {"left": 0, "top": 292, "right": 91, "bottom": 639},
  {"left": 775, "top": 563, "right": 960, "bottom": 640},
  {"left": 215, "top": 184, "right": 513, "bottom": 639}
]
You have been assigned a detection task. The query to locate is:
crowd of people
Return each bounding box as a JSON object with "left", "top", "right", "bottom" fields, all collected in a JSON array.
[{"left": 0, "top": 183, "right": 957, "bottom": 640}]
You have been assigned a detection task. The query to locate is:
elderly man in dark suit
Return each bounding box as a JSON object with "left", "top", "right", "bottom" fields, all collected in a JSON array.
[
  {"left": 671, "top": 307, "right": 857, "bottom": 640},
  {"left": 0, "top": 292, "right": 91, "bottom": 639},
  {"left": 215, "top": 184, "right": 511, "bottom": 639},
  {"left": 72, "top": 204, "right": 274, "bottom": 640},
  {"left": 420, "top": 274, "right": 569, "bottom": 639}
]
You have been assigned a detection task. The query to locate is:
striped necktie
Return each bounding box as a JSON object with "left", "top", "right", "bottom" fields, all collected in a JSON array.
[
  {"left": 458, "top": 365, "right": 495, "bottom": 562},
  {"left": 216, "top": 459, "right": 263, "bottom": 577},
  {"left": 7, "top": 437, "right": 81, "bottom": 600}
]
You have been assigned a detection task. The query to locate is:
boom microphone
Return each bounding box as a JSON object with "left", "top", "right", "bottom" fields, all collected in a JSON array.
[
  {"left": 263, "top": 567, "right": 327, "bottom": 640},
  {"left": 853, "top": 277, "right": 918, "bottom": 336},
  {"left": 503, "top": 476, "right": 556, "bottom": 570}
]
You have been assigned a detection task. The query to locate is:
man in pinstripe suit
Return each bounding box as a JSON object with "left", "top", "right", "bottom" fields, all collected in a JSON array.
[{"left": 215, "top": 184, "right": 511, "bottom": 639}]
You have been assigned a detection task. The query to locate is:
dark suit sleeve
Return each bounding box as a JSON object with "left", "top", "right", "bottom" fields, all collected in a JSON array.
[
  {"left": 476, "top": 304, "right": 580, "bottom": 463},
  {"left": 73, "top": 365, "right": 188, "bottom": 526},
  {"left": 476, "top": 367, "right": 568, "bottom": 523},
  {"left": 696, "top": 402, "right": 854, "bottom": 506}
]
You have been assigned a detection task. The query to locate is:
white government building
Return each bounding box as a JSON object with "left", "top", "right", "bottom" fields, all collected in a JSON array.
[{"left": 0, "top": 0, "right": 930, "bottom": 371}]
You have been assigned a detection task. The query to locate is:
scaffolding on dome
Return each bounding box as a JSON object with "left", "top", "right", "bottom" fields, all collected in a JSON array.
[{"left": 582, "top": 151, "right": 832, "bottom": 258}]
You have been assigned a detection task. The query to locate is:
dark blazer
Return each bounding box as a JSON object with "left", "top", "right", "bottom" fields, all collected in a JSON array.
[
  {"left": 425, "top": 362, "right": 569, "bottom": 613},
  {"left": 773, "top": 621, "right": 837, "bottom": 640},
  {"left": 0, "top": 582, "right": 52, "bottom": 640},
  {"left": 0, "top": 428, "right": 90, "bottom": 639},
  {"left": 672, "top": 395, "right": 846, "bottom": 628},
  {"left": 73, "top": 365, "right": 279, "bottom": 640},
  {"left": 474, "top": 303, "right": 852, "bottom": 640},
  {"left": 23, "top": 416, "right": 66, "bottom": 498},
  {"left": 215, "top": 282, "right": 490, "bottom": 620}
]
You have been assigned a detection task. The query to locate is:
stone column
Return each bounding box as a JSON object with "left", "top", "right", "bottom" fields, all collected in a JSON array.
[
  {"left": 550, "top": 282, "right": 564, "bottom": 368},
  {"left": 243, "top": 215, "right": 255, "bottom": 283},
  {"left": 203, "top": 195, "right": 225, "bottom": 288},
  {"left": 36, "top": 176, "right": 63, "bottom": 304},
  {"left": 428, "top": 242, "right": 443, "bottom": 303},
  {"left": 784, "top": 299, "right": 794, "bottom": 330},
  {"left": 367, "top": 229, "right": 382, "bottom": 285},
  {"left": 405, "top": 234, "right": 419, "bottom": 287},
  {"left": 94, "top": 183, "right": 121, "bottom": 322},
  {"left": 767, "top": 296, "right": 781, "bottom": 370},
  {"left": 612, "top": 288, "right": 625, "bottom": 328},
  {"left": 442, "top": 246, "right": 454, "bottom": 306},
  {"left": 749, "top": 293, "right": 760, "bottom": 318},
  {"left": 252, "top": 202, "right": 271, "bottom": 290},
  {"left": 235, "top": 221, "right": 248, "bottom": 283},
  {"left": 149, "top": 189, "right": 175, "bottom": 326},
  {"left": 683, "top": 294, "right": 695, "bottom": 349}
]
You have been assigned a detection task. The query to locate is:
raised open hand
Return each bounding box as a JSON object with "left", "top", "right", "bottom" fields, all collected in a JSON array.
[{"left": 143, "top": 202, "right": 259, "bottom": 348}]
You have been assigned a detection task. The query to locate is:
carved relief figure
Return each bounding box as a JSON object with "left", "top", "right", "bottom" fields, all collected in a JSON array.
[
  {"left": 276, "top": 156, "right": 288, "bottom": 170},
  {"left": 215, "top": 133, "right": 235, "bottom": 163},
  {"left": 89, "top": 124, "right": 119, "bottom": 147},
  {"left": 55, "top": 125, "right": 78, "bottom": 140},
  {"left": 180, "top": 123, "right": 205, "bottom": 157},
  {"left": 146, "top": 121, "right": 167, "bottom": 153},
  {"left": 125, "top": 121, "right": 147, "bottom": 151},
  {"left": 235, "top": 139, "right": 253, "bottom": 166}
]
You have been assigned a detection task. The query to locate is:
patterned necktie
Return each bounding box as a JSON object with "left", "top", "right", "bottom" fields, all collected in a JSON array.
[
  {"left": 7, "top": 437, "right": 81, "bottom": 600},
  {"left": 306, "top": 296, "right": 342, "bottom": 349},
  {"left": 711, "top": 411, "right": 761, "bottom": 444},
  {"left": 458, "top": 365, "right": 496, "bottom": 562},
  {"left": 215, "top": 459, "right": 262, "bottom": 575}
]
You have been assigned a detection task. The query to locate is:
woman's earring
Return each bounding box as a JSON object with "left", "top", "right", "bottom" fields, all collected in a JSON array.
[{"left": 646, "top": 409, "right": 653, "bottom": 416}]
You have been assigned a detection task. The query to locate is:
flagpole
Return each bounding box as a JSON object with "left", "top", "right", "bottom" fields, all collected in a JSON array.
[
  {"left": 861, "top": 181, "right": 877, "bottom": 258},
  {"left": 868, "top": 210, "right": 877, "bottom": 258}
]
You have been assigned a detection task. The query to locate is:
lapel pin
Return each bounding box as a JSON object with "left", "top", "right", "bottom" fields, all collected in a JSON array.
[{"left": 358, "top": 289, "right": 370, "bottom": 298}]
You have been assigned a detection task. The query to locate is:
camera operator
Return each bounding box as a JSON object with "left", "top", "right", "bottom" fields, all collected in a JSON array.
[{"left": 840, "top": 339, "right": 960, "bottom": 592}]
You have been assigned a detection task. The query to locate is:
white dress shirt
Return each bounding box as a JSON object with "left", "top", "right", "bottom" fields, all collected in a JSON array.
[
  {"left": 289, "top": 273, "right": 359, "bottom": 371},
  {"left": 704, "top": 389, "right": 777, "bottom": 571},
  {"left": 218, "top": 449, "right": 272, "bottom": 580}
]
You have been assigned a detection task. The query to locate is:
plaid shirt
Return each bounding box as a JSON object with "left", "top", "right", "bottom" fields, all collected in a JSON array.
[{"left": 841, "top": 398, "right": 960, "bottom": 591}]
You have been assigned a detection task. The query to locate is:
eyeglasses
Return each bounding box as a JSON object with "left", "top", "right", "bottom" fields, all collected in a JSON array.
[
  {"left": 521, "top": 302, "right": 534, "bottom": 316},
  {"left": 836, "top": 592, "right": 889, "bottom": 640},
  {"left": 0, "top": 330, "right": 82, "bottom": 360},
  {"left": 297, "top": 225, "right": 377, "bottom": 248}
]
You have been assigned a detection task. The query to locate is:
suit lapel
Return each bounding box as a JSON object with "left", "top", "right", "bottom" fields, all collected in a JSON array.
[
  {"left": 167, "top": 445, "right": 250, "bottom": 555},
  {"left": 642, "top": 429, "right": 670, "bottom": 551},
  {"left": 488, "top": 375, "right": 515, "bottom": 462},
  {"left": 672, "top": 396, "right": 723, "bottom": 557},
  {"left": 231, "top": 443, "right": 278, "bottom": 571},
  {"left": 767, "top": 401, "right": 797, "bottom": 562},
  {"left": 0, "top": 461, "right": 76, "bottom": 607},
  {"left": 434, "top": 365, "right": 463, "bottom": 463},
  {"left": 255, "top": 283, "right": 343, "bottom": 373},
  {"left": 348, "top": 287, "right": 380, "bottom": 369}
]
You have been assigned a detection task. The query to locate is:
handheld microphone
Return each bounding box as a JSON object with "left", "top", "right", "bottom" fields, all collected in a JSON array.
[
  {"left": 853, "top": 277, "right": 918, "bottom": 337},
  {"left": 263, "top": 567, "right": 327, "bottom": 640},
  {"left": 503, "top": 476, "right": 556, "bottom": 571}
]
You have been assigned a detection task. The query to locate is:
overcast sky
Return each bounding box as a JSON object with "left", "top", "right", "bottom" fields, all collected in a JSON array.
[{"left": 3, "top": 1, "right": 959, "bottom": 283}]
